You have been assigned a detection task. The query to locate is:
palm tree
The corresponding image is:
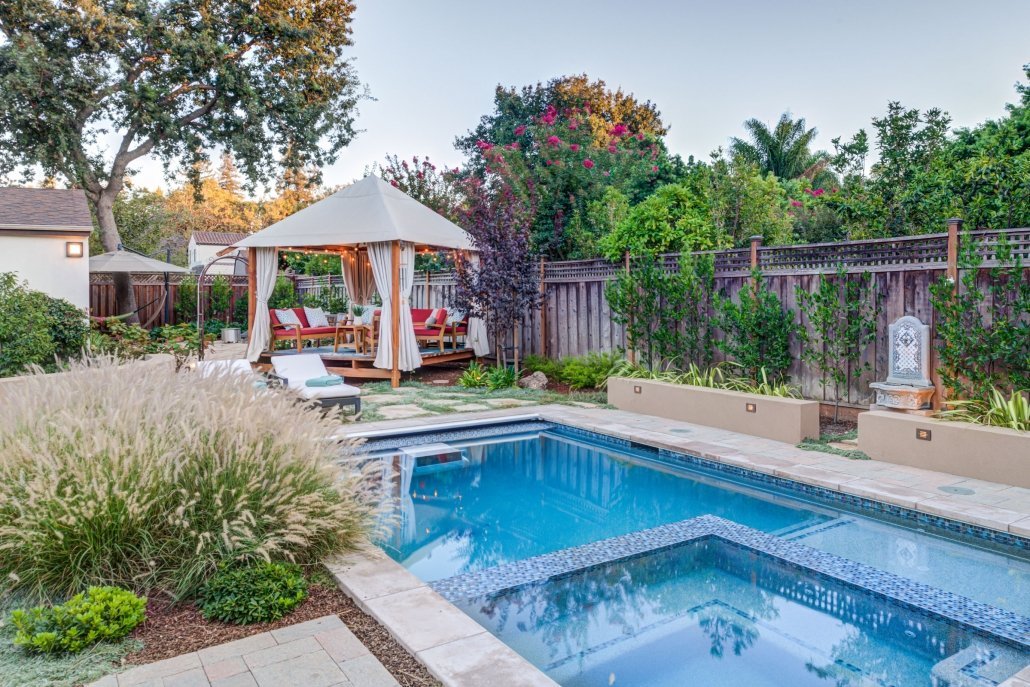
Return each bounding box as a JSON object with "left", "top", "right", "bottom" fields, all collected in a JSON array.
[{"left": 730, "top": 113, "right": 825, "bottom": 179}]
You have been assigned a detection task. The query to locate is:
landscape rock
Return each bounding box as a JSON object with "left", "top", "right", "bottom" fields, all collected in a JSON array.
[{"left": 518, "top": 371, "right": 548, "bottom": 390}]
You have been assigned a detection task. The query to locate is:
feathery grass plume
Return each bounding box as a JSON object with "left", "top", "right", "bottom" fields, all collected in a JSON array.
[{"left": 0, "top": 357, "right": 385, "bottom": 600}]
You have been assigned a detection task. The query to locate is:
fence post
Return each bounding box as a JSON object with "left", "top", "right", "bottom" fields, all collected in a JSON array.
[
  {"left": 624, "top": 251, "right": 635, "bottom": 365},
  {"left": 538, "top": 257, "right": 547, "bottom": 357},
  {"left": 749, "top": 235, "right": 763, "bottom": 283},
  {"left": 946, "top": 217, "right": 962, "bottom": 293}
]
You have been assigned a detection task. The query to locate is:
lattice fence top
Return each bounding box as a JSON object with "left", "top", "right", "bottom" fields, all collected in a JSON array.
[
  {"left": 287, "top": 227, "right": 1029, "bottom": 289},
  {"left": 89, "top": 273, "right": 250, "bottom": 285}
]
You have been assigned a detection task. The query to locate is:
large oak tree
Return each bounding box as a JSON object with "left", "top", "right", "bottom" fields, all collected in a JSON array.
[{"left": 0, "top": 0, "right": 361, "bottom": 319}]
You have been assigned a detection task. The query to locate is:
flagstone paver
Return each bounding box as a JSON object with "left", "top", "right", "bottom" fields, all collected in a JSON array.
[
  {"left": 87, "top": 615, "right": 398, "bottom": 687},
  {"left": 377, "top": 404, "right": 435, "bottom": 420}
]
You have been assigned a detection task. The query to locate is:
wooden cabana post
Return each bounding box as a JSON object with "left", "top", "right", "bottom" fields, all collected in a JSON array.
[{"left": 390, "top": 240, "right": 401, "bottom": 388}]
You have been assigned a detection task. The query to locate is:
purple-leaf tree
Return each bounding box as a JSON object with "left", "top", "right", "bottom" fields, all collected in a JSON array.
[{"left": 454, "top": 182, "right": 541, "bottom": 367}]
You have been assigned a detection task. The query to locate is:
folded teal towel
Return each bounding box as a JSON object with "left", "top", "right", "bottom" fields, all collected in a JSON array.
[{"left": 306, "top": 375, "right": 344, "bottom": 387}]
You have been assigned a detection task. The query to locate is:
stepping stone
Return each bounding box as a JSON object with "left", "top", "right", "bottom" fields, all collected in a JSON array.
[
  {"left": 828, "top": 441, "right": 858, "bottom": 451},
  {"left": 360, "top": 394, "right": 405, "bottom": 404},
  {"left": 567, "top": 401, "right": 600, "bottom": 408},
  {"left": 450, "top": 403, "right": 492, "bottom": 412},
  {"left": 431, "top": 379, "right": 450, "bottom": 385},
  {"left": 377, "top": 404, "right": 435, "bottom": 419},
  {"left": 423, "top": 398, "right": 472, "bottom": 408},
  {"left": 483, "top": 398, "right": 537, "bottom": 407}
]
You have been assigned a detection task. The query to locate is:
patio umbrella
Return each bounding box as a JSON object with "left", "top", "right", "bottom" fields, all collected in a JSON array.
[
  {"left": 89, "top": 249, "right": 189, "bottom": 274},
  {"left": 89, "top": 249, "right": 188, "bottom": 325}
]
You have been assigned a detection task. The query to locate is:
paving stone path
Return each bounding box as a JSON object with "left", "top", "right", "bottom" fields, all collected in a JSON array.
[
  {"left": 88, "top": 616, "right": 398, "bottom": 687},
  {"left": 353, "top": 382, "right": 601, "bottom": 423}
]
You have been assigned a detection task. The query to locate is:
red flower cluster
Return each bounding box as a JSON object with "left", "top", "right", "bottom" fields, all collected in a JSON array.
[
  {"left": 610, "top": 123, "right": 629, "bottom": 137},
  {"left": 805, "top": 188, "right": 825, "bottom": 197},
  {"left": 569, "top": 143, "right": 581, "bottom": 152},
  {"left": 546, "top": 135, "right": 562, "bottom": 147},
  {"left": 791, "top": 199, "right": 803, "bottom": 207},
  {"left": 540, "top": 104, "right": 558, "bottom": 126},
  {"left": 582, "top": 159, "right": 595, "bottom": 169},
  {"left": 514, "top": 125, "right": 526, "bottom": 136},
  {"left": 476, "top": 140, "right": 492, "bottom": 151}
]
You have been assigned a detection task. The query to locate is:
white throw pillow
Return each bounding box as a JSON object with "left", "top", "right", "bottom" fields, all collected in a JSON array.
[
  {"left": 361, "top": 307, "right": 377, "bottom": 325},
  {"left": 275, "top": 309, "right": 302, "bottom": 326},
  {"left": 304, "top": 306, "right": 330, "bottom": 328},
  {"left": 425, "top": 308, "right": 446, "bottom": 325},
  {"left": 445, "top": 309, "right": 466, "bottom": 325}
]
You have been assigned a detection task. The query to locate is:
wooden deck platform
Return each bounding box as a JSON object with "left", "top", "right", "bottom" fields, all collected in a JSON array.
[{"left": 256, "top": 344, "right": 474, "bottom": 379}]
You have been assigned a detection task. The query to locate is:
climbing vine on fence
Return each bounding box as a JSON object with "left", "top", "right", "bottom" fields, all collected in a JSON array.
[
  {"left": 714, "top": 271, "right": 796, "bottom": 382},
  {"left": 796, "top": 266, "right": 879, "bottom": 420},
  {"left": 606, "top": 254, "right": 716, "bottom": 371},
  {"left": 930, "top": 234, "right": 1030, "bottom": 403}
]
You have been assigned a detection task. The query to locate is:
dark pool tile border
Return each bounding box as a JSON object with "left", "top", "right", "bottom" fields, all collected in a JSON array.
[
  {"left": 430, "top": 515, "right": 1030, "bottom": 650},
  {"left": 550, "top": 423, "right": 1030, "bottom": 551},
  {"left": 360, "top": 420, "right": 553, "bottom": 453}
]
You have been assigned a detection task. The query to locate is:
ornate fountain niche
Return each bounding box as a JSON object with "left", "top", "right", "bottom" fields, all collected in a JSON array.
[{"left": 870, "top": 316, "right": 935, "bottom": 413}]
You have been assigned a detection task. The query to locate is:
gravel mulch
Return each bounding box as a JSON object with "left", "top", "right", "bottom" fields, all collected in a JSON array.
[
  {"left": 125, "top": 584, "right": 440, "bottom": 687},
  {"left": 819, "top": 417, "right": 858, "bottom": 437}
]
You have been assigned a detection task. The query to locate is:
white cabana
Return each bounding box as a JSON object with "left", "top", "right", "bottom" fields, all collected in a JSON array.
[{"left": 230, "top": 175, "right": 489, "bottom": 386}]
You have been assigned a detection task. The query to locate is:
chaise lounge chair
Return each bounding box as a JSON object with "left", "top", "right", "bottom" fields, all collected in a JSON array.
[{"left": 270, "top": 354, "right": 361, "bottom": 413}]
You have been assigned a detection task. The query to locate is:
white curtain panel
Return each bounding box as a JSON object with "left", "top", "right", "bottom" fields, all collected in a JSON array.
[
  {"left": 246, "top": 247, "right": 278, "bottom": 362},
  {"left": 370, "top": 241, "right": 422, "bottom": 371},
  {"left": 340, "top": 249, "right": 375, "bottom": 310},
  {"left": 466, "top": 252, "right": 491, "bottom": 357}
]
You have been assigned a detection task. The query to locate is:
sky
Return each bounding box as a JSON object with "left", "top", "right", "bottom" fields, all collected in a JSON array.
[{"left": 133, "top": 0, "right": 1030, "bottom": 194}]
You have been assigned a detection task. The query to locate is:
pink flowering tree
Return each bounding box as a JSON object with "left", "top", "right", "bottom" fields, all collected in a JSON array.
[{"left": 472, "top": 102, "right": 682, "bottom": 258}]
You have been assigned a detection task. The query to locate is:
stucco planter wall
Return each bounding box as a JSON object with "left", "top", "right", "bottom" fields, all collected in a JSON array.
[
  {"left": 858, "top": 410, "right": 1030, "bottom": 488},
  {"left": 607, "top": 377, "right": 821, "bottom": 444}
]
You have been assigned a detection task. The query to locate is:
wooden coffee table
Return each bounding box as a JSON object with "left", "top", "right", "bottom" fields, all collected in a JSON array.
[{"left": 333, "top": 323, "right": 366, "bottom": 354}]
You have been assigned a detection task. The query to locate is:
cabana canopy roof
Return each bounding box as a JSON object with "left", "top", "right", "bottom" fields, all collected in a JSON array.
[{"left": 230, "top": 175, "right": 473, "bottom": 252}]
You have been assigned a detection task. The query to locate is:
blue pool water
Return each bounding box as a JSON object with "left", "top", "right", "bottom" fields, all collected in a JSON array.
[
  {"left": 454, "top": 539, "right": 1025, "bottom": 687},
  {"left": 375, "top": 426, "right": 1030, "bottom": 616}
]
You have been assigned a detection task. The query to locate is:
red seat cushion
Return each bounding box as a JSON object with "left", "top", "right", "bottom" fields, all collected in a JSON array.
[
  {"left": 300, "top": 326, "right": 336, "bottom": 336},
  {"left": 413, "top": 327, "right": 442, "bottom": 337}
]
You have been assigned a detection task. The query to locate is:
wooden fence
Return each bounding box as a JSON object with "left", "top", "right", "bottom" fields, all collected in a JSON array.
[
  {"left": 89, "top": 274, "right": 250, "bottom": 327},
  {"left": 395, "top": 223, "right": 1026, "bottom": 408}
]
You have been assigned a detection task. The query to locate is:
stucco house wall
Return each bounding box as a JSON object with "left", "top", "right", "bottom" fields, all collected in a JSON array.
[{"left": 0, "top": 187, "right": 93, "bottom": 310}]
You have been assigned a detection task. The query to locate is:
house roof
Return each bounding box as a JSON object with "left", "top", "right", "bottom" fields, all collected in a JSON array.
[
  {"left": 231, "top": 175, "right": 473, "bottom": 252},
  {"left": 0, "top": 187, "right": 93, "bottom": 233},
  {"left": 191, "top": 231, "right": 250, "bottom": 246}
]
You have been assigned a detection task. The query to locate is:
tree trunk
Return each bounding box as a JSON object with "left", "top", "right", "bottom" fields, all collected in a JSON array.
[{"left": 95, "top": 189, "right": 140, "bottom": 324}]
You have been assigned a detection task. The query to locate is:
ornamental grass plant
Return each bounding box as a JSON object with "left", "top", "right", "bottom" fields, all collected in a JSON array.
[{"left": 0, "top": 357, "right": 383, "bottom": 601}]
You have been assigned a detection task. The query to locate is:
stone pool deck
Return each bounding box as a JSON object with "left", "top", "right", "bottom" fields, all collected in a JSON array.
[
  {"left": 346, "top": 404, "right": 1030, "bottom": 535},
  {"left": 88, "top": 615, "right": 398, "bottom": 687}
]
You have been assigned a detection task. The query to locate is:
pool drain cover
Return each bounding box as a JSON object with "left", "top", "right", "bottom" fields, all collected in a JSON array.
[{"left": 938, "top": 485, "right": 975, "bottom": 495}]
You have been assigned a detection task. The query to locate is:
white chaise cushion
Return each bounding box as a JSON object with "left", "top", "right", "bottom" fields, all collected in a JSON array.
[
  {"left": 196, "top": 359, "right": 256, "bottom": 378},
  {"left": 271, "top": 354, "right": 361, "bottom": 400}
]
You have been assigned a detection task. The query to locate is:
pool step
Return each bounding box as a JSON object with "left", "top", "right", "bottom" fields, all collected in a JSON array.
[{"left": 776, "top": 517, "right": 856, "bottom": 542}]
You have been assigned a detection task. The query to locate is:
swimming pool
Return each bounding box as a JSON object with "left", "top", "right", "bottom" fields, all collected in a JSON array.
[
  {"left": 366, "top": 420, "right": 1030, "bottom": 684},
  {"left": 452, "top": 535, "right": 1027, "bottom": 687}
]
